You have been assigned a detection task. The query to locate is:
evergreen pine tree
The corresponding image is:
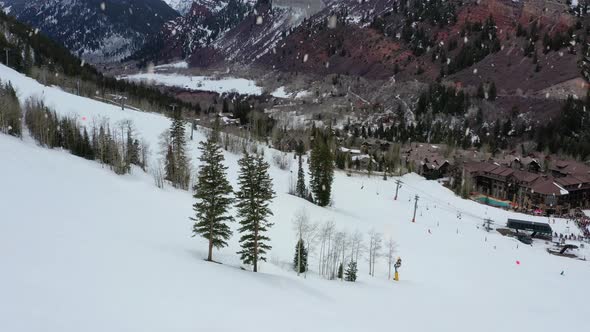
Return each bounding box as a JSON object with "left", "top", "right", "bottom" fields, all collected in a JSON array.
[
  {"left": 82, "top": 127, "right": 94, "bottom": 160},
  {"left": 309, "top": 131, "right": 334, "bottom": 207},
  {"left": 338, "top": 262, "right": 344, "bottom": 279},
  {"left": 296, "top": 154, "right": 306, "bottom": 198},
  {"left": 235, "top": 152, "right": 276, "bottom": 272},
  {"left": 489, "top": 81, "right": 497, "bottom": 101},
  {"left": 477, "top": 83, "right": 485, "bottom": 99},
  {"left": 191, "top": 129, "right": 234, "bottom": 262},
  {"left": 164, "top": 145, "right": 175, "bottom": 181},
  {"left": 168, "top": 110, "right": 190, "bottom": 189},
  {"left": 293, "top": 239, "right": 308, "bottom": 273},
  {"left": 345, "top": 261, "right": 358, "bottom": 282}
]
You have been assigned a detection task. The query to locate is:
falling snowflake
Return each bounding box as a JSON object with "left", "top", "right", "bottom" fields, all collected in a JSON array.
[
  {"left": 464, "top": 36, "right": 468, "bottom": 43},
  {"left": 545, "top": 92, "right": 550, "bottom": 99},
  {"left": 473, "top": 68, "right": 478, "bottom": 74},
  {"left": 256, "top": 16, "right": 263, "bottom": 25},
  {"left": 303, "top": 54, "right": 308, "bottom": 63},
  {"left": 325, "top": 61, "right": 330, "bottom": 69},
  {"left": 100, "top": 2, "right": 106, "bottom": 11},
  {"left": 81, "top": 60, "right": 85, "bottom": 67}
]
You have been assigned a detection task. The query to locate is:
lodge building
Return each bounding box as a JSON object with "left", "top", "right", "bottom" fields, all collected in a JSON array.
[{"left": 463, "top": 160, "right": 590, "bottom": 214}]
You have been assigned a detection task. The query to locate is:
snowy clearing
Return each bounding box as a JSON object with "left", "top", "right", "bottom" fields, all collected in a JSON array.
[
  {"left": 1, "top": 64, "right": 589, "bottom": 331},
  {"left": 120, "top": 70, "right": 304, "bottom": 99},
  {"left": 154, "top": 61, "right": 189, "bottom": 70},
  {"left": 120, "top": 72, "right": 264, "bottom": 95}
]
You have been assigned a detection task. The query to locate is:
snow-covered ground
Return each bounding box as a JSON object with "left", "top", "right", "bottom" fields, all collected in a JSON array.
[
  {"left": 154, "top": 60, "right": 189, "bottom": 70},
  {"left": 1, "top": 64, "right": 589, "bottom": 331},
  {"left": 120, "top": 72, "right": 264, "bottom": 95},
  {"left": 120, "top": 67, "right": 305, "bottom": 99}
]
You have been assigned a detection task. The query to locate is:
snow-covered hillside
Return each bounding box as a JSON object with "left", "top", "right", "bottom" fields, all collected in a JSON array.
[{"left": 1, "top": 63, "right": 589, "bottom": 331}]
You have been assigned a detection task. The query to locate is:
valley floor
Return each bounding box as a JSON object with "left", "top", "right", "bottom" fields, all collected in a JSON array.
[{"left": 0, "top": 64, "right": 589, "bottom": 331}]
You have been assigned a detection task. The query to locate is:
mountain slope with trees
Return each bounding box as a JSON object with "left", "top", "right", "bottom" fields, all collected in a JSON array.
[{"left": 1, "top": 0, "right": 179, "bottom": 62}]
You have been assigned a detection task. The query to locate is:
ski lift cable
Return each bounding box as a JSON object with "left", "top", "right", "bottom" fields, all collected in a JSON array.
[{"left": 397, "top": 180, "right": 485, "bottom": 221}]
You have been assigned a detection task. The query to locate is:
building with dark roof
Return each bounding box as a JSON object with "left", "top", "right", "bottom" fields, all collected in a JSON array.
[{"left": 464, "top": 161, "right": 590, "bottom": 214}]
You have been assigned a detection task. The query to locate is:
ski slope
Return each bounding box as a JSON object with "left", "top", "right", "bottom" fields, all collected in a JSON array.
[{"left": 1, "top": 64, "right": 589, "bottom": 332}]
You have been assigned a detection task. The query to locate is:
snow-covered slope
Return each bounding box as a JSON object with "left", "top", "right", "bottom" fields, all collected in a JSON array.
[{"left": 1, "top": 63, "right": 589, "bottom": 331}]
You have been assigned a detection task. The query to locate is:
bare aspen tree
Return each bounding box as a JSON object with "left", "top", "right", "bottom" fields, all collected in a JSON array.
[
  {"left": 351, "top": 230, "right": 364, "bottom": 264},
  {"left": 332, "top": 231, "right": 345, "bottom": 279},
  {"left": 368, "top": 229, "right": 375, "bottom": 276},
  {"left": 387, "top": 237, "right": 398, "bottom": 280},
  {"left": 318, "top": 221, "right": 335, "bottom": 279},
  {"left": 292, "top": 209, "right": 309, "bottom": 277},
  {"left": 368, "top": 229, "right": 383, "bottom": 277},
  {"left": 372, "top": 233, "right": 383, "bottom": 277},
  {"left": 140, "top": 139, "right": 150, "bottom": 171},
  {"left": 336, "top": 231, "right": 348, "bottom": 281},
  {"left": 303, "top": 222, "right": 319, "bottom": 278}
]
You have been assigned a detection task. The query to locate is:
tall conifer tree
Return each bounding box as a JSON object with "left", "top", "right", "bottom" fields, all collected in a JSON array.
[
  {"left": 191, "top": 128, "right": 234, "bottom": 262},
  {"left": 167, "top": 110, "right": 190, "bottom": 189},
  {"left": 235, "top": 152, "right": 275, "bottom": 272},
  {"left": 309, "top": 130, "right": 334, "bottom": 207},
  {"left": 296, "top": 154, "right": 306, "bottom": 198}
]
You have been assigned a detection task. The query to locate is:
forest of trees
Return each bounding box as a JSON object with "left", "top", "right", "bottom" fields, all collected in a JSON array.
[
  {"left": 447, "top": 16, "right": 501, "bottom": 74},
  {"left": 0, "top": 83, "right": 22, "bottom": 137},
  {"left": 24, "top": 97, "right": 148, "bottom": 175}
]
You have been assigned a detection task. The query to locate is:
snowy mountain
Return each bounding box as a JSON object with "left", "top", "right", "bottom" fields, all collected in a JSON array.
[
  {"left": 1, "top": 62, "right": 589, "bottom": 331},
  {"left": 163, "top": 0, "right": 230, "bottom": 15},
  {"left": 1, "top": 0, "right": 179, "bottom": 63},
  {"left": 133, "top": 0, "right": 252, "bottom": 64},
  {"left": 136, "top": 0, "right": 316, "bottom": 66}
]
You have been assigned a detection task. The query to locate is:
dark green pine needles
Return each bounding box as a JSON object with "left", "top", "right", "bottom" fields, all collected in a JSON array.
[
  {"left": 235, "top": 152, "right": 276, "bottom": 272},
  {"left": 191, "top": 132, "right": 234, "bottom": 262}
]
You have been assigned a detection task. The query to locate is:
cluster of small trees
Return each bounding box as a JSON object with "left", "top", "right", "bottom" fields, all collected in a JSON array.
[
  {"left": 289, "top": 127, "right": 335, "bottom": 206},
  {"left": 476, "top": 81, "right": 497, "bottom": 101},
  {"left": 291, "top": 210, "right": 396, "bottom": 282},
  {"left": 448, "top": 16, "right": 500, "bottom": 74},
  {"left": 24, "top": 98, "right": 147, "bottom": 174},
  {"left": 0, "top": 82, "right": 22, "bottom": 137},
  {"left": 535, "top": 94, "right": 590, "bottom": 160},
  {"left": 191, "top": 124, "right": 276, "bottom": 272}
]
